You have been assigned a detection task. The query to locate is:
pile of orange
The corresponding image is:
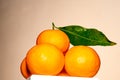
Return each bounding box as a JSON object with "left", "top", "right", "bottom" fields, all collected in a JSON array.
[{"left": 20, "top": 29, "right": 101, "bottom": 79}]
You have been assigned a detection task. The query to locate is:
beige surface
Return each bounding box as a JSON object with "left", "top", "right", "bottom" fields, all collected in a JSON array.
[{"left": 0, "top": 0, "right": 120, "bottom": 80}]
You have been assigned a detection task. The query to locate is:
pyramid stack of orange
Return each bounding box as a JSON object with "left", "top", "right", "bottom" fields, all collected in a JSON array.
[{"left": 20, "top": 29, "right": 101, "bottom": 79}]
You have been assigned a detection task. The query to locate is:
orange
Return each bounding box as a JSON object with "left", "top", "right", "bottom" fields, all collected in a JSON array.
[
  {"left": 57, "top": 70, "right": 69, "bottom": 76},
  {"left": 20, "top": 58, "right": 31, "bottom": 79},
  {"left": 57, "top": 67, "right": 69, "bottom": 76},
  {"left": 26, "top": 43, "right": 65, "bottom": 75},
  {"left": 65, "top": 46, "right": 101, "bottom": 77},
  {"left": 36, "top": 29, "right": 70, "bottom": 53}
]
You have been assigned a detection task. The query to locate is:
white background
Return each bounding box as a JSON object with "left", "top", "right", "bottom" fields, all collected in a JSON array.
[{"left": 0, "top": 0, "right": 120, "bottom": 80}]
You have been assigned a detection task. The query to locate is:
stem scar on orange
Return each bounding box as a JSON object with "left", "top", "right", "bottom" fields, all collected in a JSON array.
[
  {"left": 65, "top": 46, "right": 101, "bottom": 77},
  {"left": 36, "top": 29, "right": 70, "bottom": 53},
  {"left": 26, "top": 43, "right": 65, "bottom": 75}
]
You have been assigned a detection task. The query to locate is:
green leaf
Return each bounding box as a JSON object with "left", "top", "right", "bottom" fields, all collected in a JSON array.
[{"left": 57, "top": 25, "right": 116, "bottom": 46}]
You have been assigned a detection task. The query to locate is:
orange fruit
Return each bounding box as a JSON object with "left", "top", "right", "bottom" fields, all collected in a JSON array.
[
  {"left": 26, "top": 43, "right": 65, "bottom": 75},
  {"left": 36, "top": 29, "right": 70, "bottom": 53},
  {"left": 57, "top": 70, "right": 69, "bottom": 76},
  {"left": 20, "top": 58, "right": 31, "bottom": 79},
  {"left": 65, "top": 46, "right": 101, "bottom": 77}
]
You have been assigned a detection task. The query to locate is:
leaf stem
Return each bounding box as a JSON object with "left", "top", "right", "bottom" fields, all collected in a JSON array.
[
  {"left": 52, "top": 22, "right": 58, "bottom": 30},
  {"left": 52, "top": 22, "right": 55, "bottom": 30}
]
